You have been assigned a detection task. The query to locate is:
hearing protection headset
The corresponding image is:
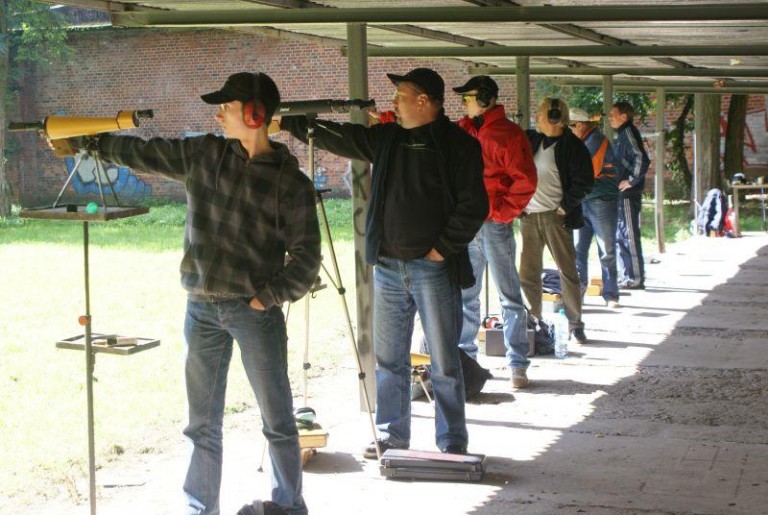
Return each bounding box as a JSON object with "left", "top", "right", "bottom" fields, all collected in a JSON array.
[
  {"left": 475, "top": 84, "right": 494, "bottom": 109},
  {"left": 547, "top": 98, "right": 563, "bottom": 124},
  {"left": 243, "top": 73, "right": 266, "bottom": 129}
]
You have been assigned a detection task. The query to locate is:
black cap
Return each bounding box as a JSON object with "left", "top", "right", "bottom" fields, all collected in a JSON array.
[
  {"left": 452, "top": 75, "right": 499, "bottom": 98},
  {"left": 387, "top": 68, "right": 445, "bottom": 102},
  {"left": 201, "top": 72, "right": 281, "bottom": 119}
]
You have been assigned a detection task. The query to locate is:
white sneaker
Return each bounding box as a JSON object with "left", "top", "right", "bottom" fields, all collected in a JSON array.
[
  {"left": 511, "top": 368, "right": 529, "bottom": 389},
  {"left": 606, "top": 300, "right": 621, "bottom": 309}
]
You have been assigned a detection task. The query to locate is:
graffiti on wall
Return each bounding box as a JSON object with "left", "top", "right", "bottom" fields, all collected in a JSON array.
[
  {"left": 719, "top": 108, "right": 768, "bottom": 168},
  {"left": 64, "top": 150, "right": 152, "bottom": 198}
]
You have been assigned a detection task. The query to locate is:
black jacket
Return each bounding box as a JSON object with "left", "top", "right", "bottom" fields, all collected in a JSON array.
[
  {"left": 526, "top": 129, "right": 594, "bottom": 229},
  {"left": 282, "top": 115, "right": 488, "bottom": 271}
]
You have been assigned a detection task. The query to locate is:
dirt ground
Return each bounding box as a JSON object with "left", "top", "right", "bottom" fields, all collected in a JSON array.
[{"left": 6, "top": 233, "right": 768, "bottom": 515}]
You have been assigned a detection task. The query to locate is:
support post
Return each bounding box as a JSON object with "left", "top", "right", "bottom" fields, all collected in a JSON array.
[
  {"left": 655, "top": 87, "right": 666, "bottom": 253},
  {"left": 346, "top": 23, "right": 376, "bottom": 411},
  {"left": 602, "top": 75, "right": 614, "bottom": 140},
  {"left": 515, "top": 57, "right": 530, "bottom": 130}
]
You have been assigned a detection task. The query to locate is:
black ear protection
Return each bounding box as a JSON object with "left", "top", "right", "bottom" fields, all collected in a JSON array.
[
  {"left": 243, "top": 73, "right": 265, "bottom": 129},
  {"left": 475, "top": 85, "right": 493, "bottom": 109},
  {"left": 547, "top": 98, "right": 563, "bottom": 124}
]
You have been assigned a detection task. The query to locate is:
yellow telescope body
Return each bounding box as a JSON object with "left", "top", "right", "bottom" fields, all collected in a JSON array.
[{"left": 8, "top": 110, "right": 154, "bottom": 156}]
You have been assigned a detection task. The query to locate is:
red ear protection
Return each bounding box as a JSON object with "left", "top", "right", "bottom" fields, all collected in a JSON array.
[{"left": 243, "top": 101, "right": 265, "bottom": 129}]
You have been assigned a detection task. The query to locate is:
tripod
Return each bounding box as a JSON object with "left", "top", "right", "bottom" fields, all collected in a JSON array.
[
  {"left": 52, "top": 139, "right": 122, "bottom": 210},
  {"left": 285, "top": 116, "right": 379, "bottom": 457}
]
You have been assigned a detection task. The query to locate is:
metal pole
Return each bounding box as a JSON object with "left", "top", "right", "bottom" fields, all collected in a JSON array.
[
  {"left": 361, "top": 44, "right": 768, "bottom": 59},
  {"left": 471, "top": 66, "right": 768, "bottom": 78},
  {"left": 602, "top": 75, "right": 614, "bottom": 141},
  {"left": 515, "top": 56, "right": 530, "bottom": 130},
  {"left": 114, "top": 5, "right": 768, "bottom": 27},
  {"left": 655, "top": 87, "right": 666, "bottom": 253},
  {"left": 83, "top": 221, "right": 97, "bottom": 515}
]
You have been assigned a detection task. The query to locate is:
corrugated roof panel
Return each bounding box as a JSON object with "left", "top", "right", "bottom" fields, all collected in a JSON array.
[{"left": 51, "top": 0, "right": 768, "bottom": 85}]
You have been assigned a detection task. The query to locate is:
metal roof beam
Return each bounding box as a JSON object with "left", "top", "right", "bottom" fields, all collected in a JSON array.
[
  {"left": 361, "top": 45, "right": 768, "bottom": 58},
  {"left": 550, "top": 78, "right": 768, "bottom": 88},
  {"left": 465, "top": 0, "right": 691, "bottom": 68},
  {"left": 591, "top": 86, "right": 768, "bottom": 94},
  {"left": 111, "top": 5, "right": 768, "bottom": 27},
  {"left": 250, "top": 0, "right": 490, "bottom": 47},
  {"left": 470, "top": 67, "right": 768, "bottom": 78},
  {"left": 552, "top": 78, "right": 768, "bottom": 93}
]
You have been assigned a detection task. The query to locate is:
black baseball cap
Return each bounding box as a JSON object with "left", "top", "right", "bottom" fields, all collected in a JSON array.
[
  {"left": 387, "top": 68, "right": 445, "bottom": 102},
  {"left": 201, "top": 72, "right": 281, "bottom": 119},
  {"left": 452, "top": 75, "right": 499, "bottom": 98}
]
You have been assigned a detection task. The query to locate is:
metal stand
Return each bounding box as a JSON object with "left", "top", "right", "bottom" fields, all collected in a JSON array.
[
  {"left": 285, "top": 116, "right": 380, "bottom": 458},
  {"left": 20, "top": 205, "right": 157, "bottom": 515}
]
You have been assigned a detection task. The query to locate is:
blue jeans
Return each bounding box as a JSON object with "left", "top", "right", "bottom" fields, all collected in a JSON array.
[
  {"left": 460, "top": 221, "right": 529, "bottom": 369},
  {"left": 575, "top": 198, "right": 619, "bottom": 302},
  {"left": 617, "top": 195, "right": 645, "bottom": 287},
  {"left": 183, "top": 299, "right": 306, "bottom": 515},
  {"left": 373, "top": 256, "right": 468, "bottom": 450}
]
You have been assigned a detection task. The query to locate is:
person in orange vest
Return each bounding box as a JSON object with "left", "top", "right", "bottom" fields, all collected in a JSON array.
[{"left": 569, "top": 108, "right": 626, "bottom": 309}]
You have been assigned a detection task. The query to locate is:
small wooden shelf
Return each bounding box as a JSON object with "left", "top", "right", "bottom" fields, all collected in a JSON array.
[{"left": 57, "top": 333, "right": 160, "bottom": 356}]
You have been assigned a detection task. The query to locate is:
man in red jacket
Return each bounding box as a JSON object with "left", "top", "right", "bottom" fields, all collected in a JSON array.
[{"left": 452, "top": 76, "right": 538, "bottom": 389}]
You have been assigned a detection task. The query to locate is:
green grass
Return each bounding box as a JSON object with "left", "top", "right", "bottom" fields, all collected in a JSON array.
[{"left": 0, "top": 200, "right": 359, "bottom": 506}]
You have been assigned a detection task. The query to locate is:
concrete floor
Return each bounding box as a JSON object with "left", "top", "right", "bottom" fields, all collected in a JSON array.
[{"left": 37, "top": 233, "right": 768, "bottom": 515}]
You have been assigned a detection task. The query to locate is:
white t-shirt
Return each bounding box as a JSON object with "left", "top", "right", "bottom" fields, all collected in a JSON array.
[{"left": 526, "top": 142, "right": 562, "bottom": 213}]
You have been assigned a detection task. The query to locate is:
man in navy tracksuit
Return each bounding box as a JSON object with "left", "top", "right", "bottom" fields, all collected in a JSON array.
[{"left": 609, "top": 101, "right": 650, "bottom": 290}]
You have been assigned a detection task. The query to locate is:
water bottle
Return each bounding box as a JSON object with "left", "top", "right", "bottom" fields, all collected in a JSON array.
[{"left": 554, "top": 309, "right": 569, "bottom": 359}]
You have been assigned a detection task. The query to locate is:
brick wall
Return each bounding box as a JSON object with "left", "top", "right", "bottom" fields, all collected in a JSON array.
[
  {"left": 8, "top": 26, "right": 766, "bottom": 205},
  {"left": 9, "top": 27, "right": 519, "bottom": 205}
]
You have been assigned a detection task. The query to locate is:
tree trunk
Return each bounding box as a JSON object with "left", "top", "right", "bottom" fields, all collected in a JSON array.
[
  {"left": 723, "top": 94, "right": 747, "bottom": 179},
  {"left": 0, "top": 0, "right": 11, "bottom": 217},
  {"left": 695, "top": 93, "right": 723, "bottom": 204},
  {"left": 672, "top": 94, "right": 694, "bottom": 193}
]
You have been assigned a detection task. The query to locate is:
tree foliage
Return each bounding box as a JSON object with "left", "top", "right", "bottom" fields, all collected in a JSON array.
[
  {"left": 0, "top": 0, "right": 72, "bottom": 217},
  {"left": 534, "top": 81, "right": 652, "bottom": 120}
]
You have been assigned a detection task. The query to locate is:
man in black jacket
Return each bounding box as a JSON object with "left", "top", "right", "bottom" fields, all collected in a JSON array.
[
  {"left": 280, "top": 67, "right": 488, "bottom": 458},
  {"left": 520, "top": 98, "right": 594, "bottom": 354}
]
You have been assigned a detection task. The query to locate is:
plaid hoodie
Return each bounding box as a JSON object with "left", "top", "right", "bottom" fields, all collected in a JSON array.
[{"left": 98, "top": 134, "right": 321, "bottom": 309}]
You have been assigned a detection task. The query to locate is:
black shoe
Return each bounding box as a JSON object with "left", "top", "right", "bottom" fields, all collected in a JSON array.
[
  {"left": 619, "top": 281, "right": 645, "bottom": 290},
  {"left": 571, "top": 328, "right": 588, "bottom": 344},
  {"left": 237, "top": 501, "right": 288, "bottom": 515},
  {"left": 363, "top": 439, "right": 407, "bottom": 460},
  {"left": 441, "top": 444, "right": 468, "bottom": 455}
]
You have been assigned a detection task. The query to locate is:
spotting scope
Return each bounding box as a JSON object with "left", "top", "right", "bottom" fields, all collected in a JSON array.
[{"left": 8, "top": 110, "right": 154, "bottom": 156}]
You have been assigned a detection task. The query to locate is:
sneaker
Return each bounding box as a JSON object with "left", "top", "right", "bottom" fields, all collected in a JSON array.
[
  {"left": 511, "top": 368, "right": 529, "bottom": 389},
  {"left": 363, "top": 439, "right": 407, "bottom": 460},
  {"left": 571, "top": 328, "right": 588, "bottom": 344},
  {"left": 441, "top": 444, "right": 468, "bottom": 455},
  {"left": 606, "top": 299, "right": 621, "bottom": 309}
]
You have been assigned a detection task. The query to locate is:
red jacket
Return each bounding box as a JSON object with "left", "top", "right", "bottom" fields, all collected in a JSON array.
[{"left": 457, "top": 105, "right": 537, "bottom": 223}]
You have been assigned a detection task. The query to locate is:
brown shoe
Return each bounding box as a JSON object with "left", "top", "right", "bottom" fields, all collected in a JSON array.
[{"left": 511, "top": 368, "right": 529, "bottom": 389}]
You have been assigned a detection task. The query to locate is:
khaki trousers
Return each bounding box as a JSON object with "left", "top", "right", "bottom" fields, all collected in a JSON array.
[{"left": 519, "top": 210, "right": 585, "bottom": 330}]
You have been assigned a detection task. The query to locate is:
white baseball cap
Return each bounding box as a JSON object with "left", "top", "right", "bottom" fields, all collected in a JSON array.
[{"left": 569, "top": 108, "right": 591, "bottom": 122}]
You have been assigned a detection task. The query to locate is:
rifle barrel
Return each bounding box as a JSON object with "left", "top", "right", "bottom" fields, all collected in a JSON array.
[{"left": 8, "top": 121, "right": 44, "bottom": 132}]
